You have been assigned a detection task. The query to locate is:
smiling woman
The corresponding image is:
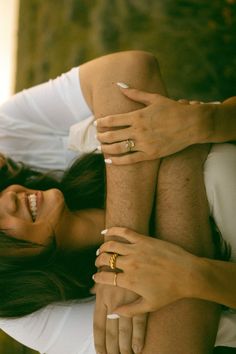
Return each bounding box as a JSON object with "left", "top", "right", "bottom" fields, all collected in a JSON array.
[{"left": 0, "top": 152, "right": 105, "bottom": 318}]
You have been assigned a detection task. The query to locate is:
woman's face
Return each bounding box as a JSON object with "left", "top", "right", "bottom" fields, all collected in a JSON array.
[{"left": 0, "top": 184, "right": 65, "bottom": 248}]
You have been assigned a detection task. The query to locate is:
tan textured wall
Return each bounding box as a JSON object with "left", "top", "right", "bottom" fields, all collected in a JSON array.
[{"left": 16, "top": 0, "right": 236, "bottom": 101}]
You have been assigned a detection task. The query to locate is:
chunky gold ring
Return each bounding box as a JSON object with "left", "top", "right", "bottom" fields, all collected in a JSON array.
[
  {"left": 113, "top": 273, "right": 118, "bottom": 286},
  {"left": 109, "top": 253, "right": 118, "bottom": 270},
  {"left": 125, "top": 139, "right": 135, "bottom": 152}
]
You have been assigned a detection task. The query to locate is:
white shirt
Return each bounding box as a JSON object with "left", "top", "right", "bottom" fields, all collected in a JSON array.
[
  {"left": 0, "top": 67, "right": 235, "bottom": 352},
  {"left": 0, "top": 67, "right": 92, "bottom": 171}
]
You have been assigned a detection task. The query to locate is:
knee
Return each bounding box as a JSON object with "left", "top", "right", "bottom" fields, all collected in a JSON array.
[{"left": 117, "top": 50, "right": 160, "bottom": 78}]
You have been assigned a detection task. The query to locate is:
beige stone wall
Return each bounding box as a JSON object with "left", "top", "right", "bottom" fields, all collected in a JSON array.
[{"left": 16, "top": 0, "right": 236, "bottom": 100}]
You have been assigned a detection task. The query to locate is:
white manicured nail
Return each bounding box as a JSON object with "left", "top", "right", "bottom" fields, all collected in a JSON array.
[
  {"left": 116, "top": 82, "right": 129, "bottom": 89},
  {"left": 93, "top": 120, "right": 97, "bottom": 127},
  {"left": 96, "top": 248, "right": 100, "bottom": 256},
  {"left": 97, "top": 145, "right": 102, "bottom": 151},
  {"left": 107, "top": 313, "right": 120, "bottom": 319},
  {"left": 101, "top": 229, "right": 108, "bottom": 235},
  {"left": 104, "top": 158, "right": 112, "bottom": 164}
]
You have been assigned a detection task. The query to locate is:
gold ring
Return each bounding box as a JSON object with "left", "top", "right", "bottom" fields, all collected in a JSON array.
[
  {"left": 109, "top": 253, "right": 118, "bottom": 270},
  {"left": 125, "top": 139, "right": 135, "bottom": 152},
  {"left": 113, "top": 273, "right": 118, "bottom": 286}
]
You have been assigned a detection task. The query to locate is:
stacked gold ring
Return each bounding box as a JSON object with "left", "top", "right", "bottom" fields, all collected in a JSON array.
[{"left": 109, "top": 253, "right": 118, "bottom": 270}]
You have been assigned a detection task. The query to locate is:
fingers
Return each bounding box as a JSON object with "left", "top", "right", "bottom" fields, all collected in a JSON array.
[
  {"left": 118, "top": 317, "right": 133, "bottom": 354},
  {"left": 114, "top": 298, "right": 150, "bottom": 318},
  {"left": 93, "top": 300, "right": 107, "bottom": 354},
  {"left": 104, "top": 227, "right": 143, "bottom": 244},
  {"left": 105, "top": 152, "right": 151, "bottom": 165},
  {"left": 100, "top": 141, "right": 138, "bottom": 155},
  {"left": 98, "top": 239, "right": 134, "bottom": 256},
  {"left": 119, "top": 87, "right": 159, "bottom": 106},
  {"left": 95, "top": 252, "right": 127, "bottom": 270},
  {"left": 132, "top": 313, "right": 148, "bottom": 353},
  {"left": 106, "top": 316, "right": 119, "bottom": 354},
  {"left": 95, "top": 112, "right": 133, "bottom": 129},
  {"left": 97, "top": 127, "right": 133, "bottom": 144},
  {"left": 93, "top": 271, "right": 128, "bottom": 289}
]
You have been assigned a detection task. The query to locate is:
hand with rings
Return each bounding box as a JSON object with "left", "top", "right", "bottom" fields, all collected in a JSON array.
[
  {"left": 94, "top": 86, "right": 220, "bottom": 165},
  {"left": 94, "top": 227, "right": 196, "bottom": 318}
]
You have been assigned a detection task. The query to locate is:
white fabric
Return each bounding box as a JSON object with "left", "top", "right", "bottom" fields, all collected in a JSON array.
[
  {"left": 68, "top": 116, "right": 100, "bottom": 154},
  {"left": 204, "top": 143, "right": 236, "bottom": 347},
  {"left": 0, "top": 67, "right": 235, "bottom": 352},
  {"left": 0, "top": 67, "right": 92, "bottom": 171}
]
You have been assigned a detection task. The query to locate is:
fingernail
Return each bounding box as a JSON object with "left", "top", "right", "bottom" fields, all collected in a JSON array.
[
  {"left": 92, "top": 274, "right": 96, "bottom": 280},
  {"left": 97, "top": 145, "right": 102, "bottom": 151},
  {"left": 101, "top": 229, "right": 108, "bottom": 235},
  {"left": 116, "top": 82, "right": 129, "bottom": 89},
  {"left": 93, "top": 120, "right": 97, "bottom": 127},
  {"left": 96, "top": 248, "right": 100, "bottom": 256},
  {"left": 107, "top": 313, "right": 120, "bottom": 319},
  {"left": 104, "top": 158, "right": 112, "bottom": 164}
]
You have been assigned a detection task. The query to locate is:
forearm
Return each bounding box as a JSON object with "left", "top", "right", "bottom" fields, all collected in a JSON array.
[
  {"left": 194, "top": 97, "right": 236, "bottom": 144},
  {"left": 191, "top": 257, "right": 236, "bottom": 309}
]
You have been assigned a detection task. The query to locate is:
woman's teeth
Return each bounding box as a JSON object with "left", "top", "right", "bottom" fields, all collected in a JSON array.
[{"left": 28, "top": 194, "right": 37, "bottom": 221}]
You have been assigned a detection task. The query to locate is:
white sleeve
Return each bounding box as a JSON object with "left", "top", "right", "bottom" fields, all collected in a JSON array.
[
  {"left": 0, "top": 300, "right": 96, "bottom": 354},
  {"left": 0, "top": 67, "right": 92, "bottom": 171},
  {"left": 204, "top": 143, "right": 236, "bottom": 261},
  {"left": 204, "top": 143, "right": 236, "bottom": 348}
]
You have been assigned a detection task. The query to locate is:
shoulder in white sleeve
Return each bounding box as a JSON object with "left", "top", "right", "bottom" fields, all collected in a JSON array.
[
  {"left": 0, "top": 67, "right": 92, "bottom": 133},
  {"left": 0, "top": 299, "right": 96, "bottom": 354}
]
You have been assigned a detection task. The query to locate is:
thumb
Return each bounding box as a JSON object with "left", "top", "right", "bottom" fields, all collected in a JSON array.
[
  {"left": 113, "top": 298, "right": 149, "bottom": 318},
  {"left": 120, "top": 87, "right": 160, "bottom": 106}
]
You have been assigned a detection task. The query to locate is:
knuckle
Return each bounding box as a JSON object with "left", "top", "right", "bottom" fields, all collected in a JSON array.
[
  {"left": 106, "top": 240, "right": 117, "bottom": 250},
  {"left": 122, "top": 227, "right": 130, "bottom": 236},
  {"left": 108, "top": 116, "right": 115, "bottom": 125},
  {"left": 99, "top": 253, "right": 107, "bottom": 264}
]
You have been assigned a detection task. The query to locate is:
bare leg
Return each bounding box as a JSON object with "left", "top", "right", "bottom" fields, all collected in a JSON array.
[
  {"left": 80, "top": 51, "right": 165, "bottom": 353},
  {"left": 80, "top": 52, "right": 220, "bottom": 353},
  {"left": 143, "top": 145, "right": 221, "bottom": 354},
  {"left": 80, "top": 51, "right": 166, "bottom": 232}
]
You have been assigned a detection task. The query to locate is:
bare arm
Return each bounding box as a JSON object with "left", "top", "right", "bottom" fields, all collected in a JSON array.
[
  {"left": 191, "top": 257, "right": 236, "bottom": 309},
  {"left": 207, "top": 96, "right": 236, "bottom": 143},
  {"left": 94, "top": 90, "right": 236, "bottom": 164}
]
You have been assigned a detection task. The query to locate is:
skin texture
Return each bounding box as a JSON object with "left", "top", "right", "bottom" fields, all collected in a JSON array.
[{"left": 80, "top": 51, "right": 220, "bottom": 354}]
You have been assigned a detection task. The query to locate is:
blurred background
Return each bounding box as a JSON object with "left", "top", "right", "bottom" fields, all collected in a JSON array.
[{"left": 0, "top": 0, "right": 236, "bottom": 353}]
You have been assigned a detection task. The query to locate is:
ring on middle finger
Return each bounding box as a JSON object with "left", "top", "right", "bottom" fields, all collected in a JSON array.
[
  {"left": 125, "top": 139, "right": 135, "bottom": 152},
  {"left": 109, "top": 253, "right": 118, "bottom": 270}
]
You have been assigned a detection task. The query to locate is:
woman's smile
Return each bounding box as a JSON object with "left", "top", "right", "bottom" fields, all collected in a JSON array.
[
  {"left": 26, "top": 191, "right": 43, "bottom": 222},
  {"left": 0, "top": 185, "right": 65, "bottom": 248}
]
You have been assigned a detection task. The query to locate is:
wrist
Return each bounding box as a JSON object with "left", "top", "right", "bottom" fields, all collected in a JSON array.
[
  {"left": 192, "top": 104, "right": 216, "bottom": 144},
  {"left": 184, "top": 255, "right": 211, "bottom": 300}
]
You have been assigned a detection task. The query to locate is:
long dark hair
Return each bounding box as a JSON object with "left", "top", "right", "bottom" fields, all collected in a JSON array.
[{"left": 0, "top": 153, "right": 106, "bottom": 317}]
